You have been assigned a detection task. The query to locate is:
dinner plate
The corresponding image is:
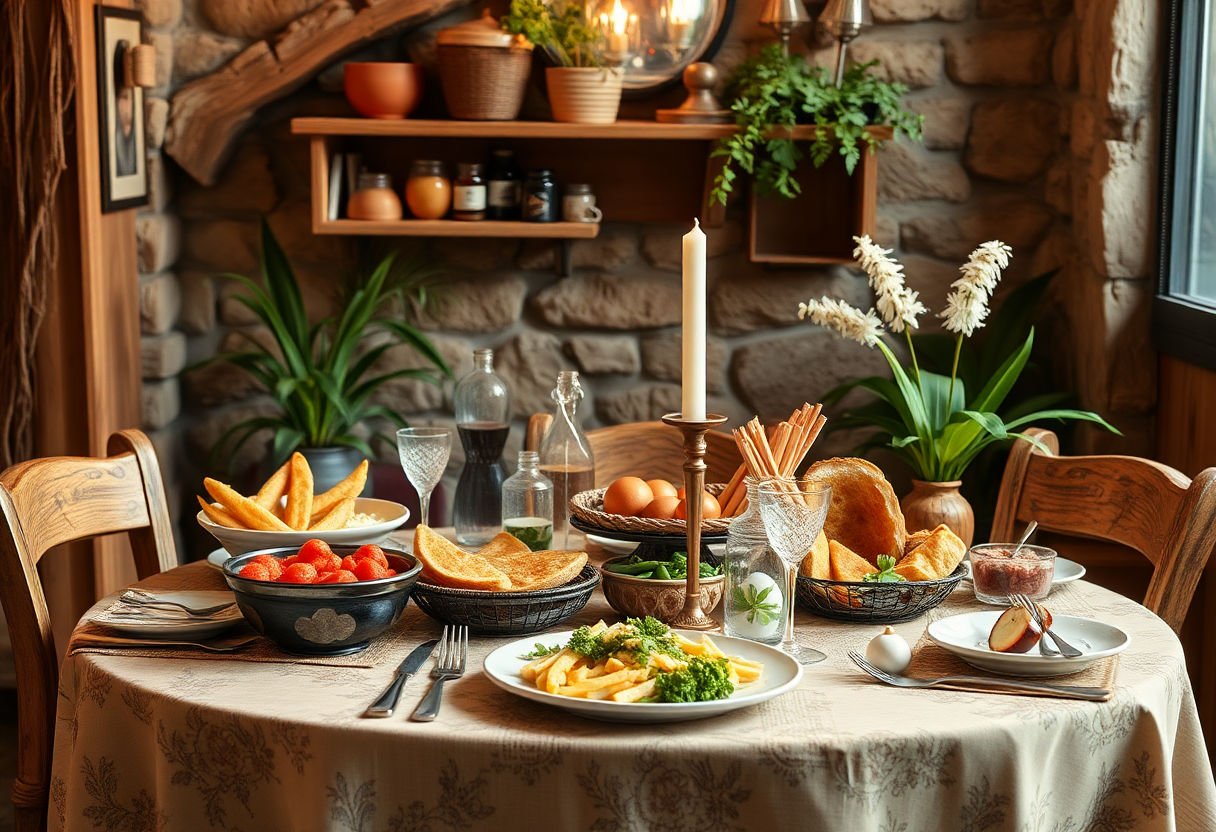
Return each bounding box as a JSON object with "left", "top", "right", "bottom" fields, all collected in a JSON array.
[
  {"left": 585, "top": 534, "right": 726, "bottom": 559},
  {"left": 927, "top": 610, "right": 1129, "bottom": 677},
  {"left": 92, "top": 591, "right": 244, "bottom": 640},
  {"left": 961, "top": 556, "right": 1086, "bottom": 587},
  {"left": 483, "top": 630, "right": 802, "bottom": 723}
]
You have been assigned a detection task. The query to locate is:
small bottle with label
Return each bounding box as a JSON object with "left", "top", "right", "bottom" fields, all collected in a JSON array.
[
  {"left": 524, "top": 169, "right": 557, "bottom": 223},
  {"left": 453, "top": 162, "right": 487, "bottom": 221},
  {"left": 486, "top": 149, "right": 521, "bottom": 220}
]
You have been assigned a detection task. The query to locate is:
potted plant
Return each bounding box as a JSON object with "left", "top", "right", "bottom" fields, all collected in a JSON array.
[
  {"left": 799, "top": 236, "right": 1118, "bottom": 545},
  {"left": 503, "top": 0, "right": 622, "bottom": 124},
  {"left": 711, "top": 46, "right": 923, "bottom": 204},
  {"left": 211, "top": 222, "right": 452, "bottom": 492}
]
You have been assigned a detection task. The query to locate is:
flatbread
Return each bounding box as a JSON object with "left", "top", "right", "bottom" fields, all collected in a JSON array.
[
  {"left": 828, "top": 539, "right": 875, "bottom": 583},
  {"left": 799, "top": 531, "right": 831, "bottom": 579},
  {"left": 413, "top": 525, "right": 512, "bottom": 591},
  {"left": 894, "top": 524, "right": 966, "bottom": 582},
  {"left": 806, "top": 457, "right": 906, "bottom": 564},
  {"left": 904, "top": 528, "right": 934, "bottom": 557},
  {"left": 482, "top": 548, "right": 589, "bottom": 592}
]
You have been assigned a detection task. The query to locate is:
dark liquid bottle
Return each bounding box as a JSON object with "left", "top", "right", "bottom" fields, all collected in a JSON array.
[{"left": 453, "top": 349, "right": 511, "bottom": 545}]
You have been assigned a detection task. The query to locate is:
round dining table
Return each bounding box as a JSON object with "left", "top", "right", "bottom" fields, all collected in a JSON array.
[{"left": 49, "top": 531, "right": 1216, "bottom": 832}]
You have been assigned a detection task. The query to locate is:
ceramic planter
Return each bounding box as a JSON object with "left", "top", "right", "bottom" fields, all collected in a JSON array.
[
  {"left": 545, "top": 67, "right": 623, "bottom": 124},
  {"left": 900, "top": 480, "right": 974, "bottom": 546},
  {"left": 299, "top": 446, "right": 374, "bottom": 498}
]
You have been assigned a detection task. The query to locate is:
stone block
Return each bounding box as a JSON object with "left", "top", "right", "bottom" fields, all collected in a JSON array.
[
  {"left": 965, "top": 98, "right": 1059, "bottom": 182},
  {"left": 640, "top": 332, "right": 728, "bottom": 392},
  {"left": 177, "top": 142, "right": 278, "bottom": 217},
  {"left": 267, "top": 199, "right": 354, "bottom": 269},
  {"left": 413, "top": 274, "right": 526, "bottom": 332},
  {"left": 494, "top": 332, "right": 572, "bottom": 418},
  {"left": 946, "top": 28, "right": 1055, "bottom": 86},
  {"left": 178, "top": 272, "right": 216, "bottom": 335},
  {"left": 369, "top": 333, "right": 471, "bottom": 415},
  {"left": 145, "top": 97, "right": 169, "bottom": 150},
  {"left": 878, "top": 141, "right": 970, "bottom": 203},
  {"left": 146, "top": 151, "right": 172, "bottom": 214},
  {"left": 142, "top": 378, "right": 180, "bottom": 430},
  {"left": 136, "top": 214, "right": 181, "bottom": 273},
  {"left": 1070, "top": 100, "right": 1101, "bottom": 159},
  {"left": 141, "top": 332, "right": 188, "bottom": 379},
  {"left": 870, "top": 0, "right": 968, "bottom": 22},
  {"left": 596, "top": 384, "right": 735, "bottom": 425},
  {"left": 978, "top": 0, "right": 1070, "bottom": 19},
  {"left": 431, "top": 238, "right": 520, "bottom": 272},
  {"left": 890, "top": 255, "right": 964, "bottom": 329},
  {"left": 139, "top": 0, "right": 181, "bottom": 29},
  {"left": 185, "top": 398, "right": 280, "bottom": 475},
  {"left": 183, "top": 219, "right": 259, "bottom": 273},
  {"left": 533, "top": 274, "right": 683, "bottom": 330},
  {"left": 173, "top": 30, "right": 244, "bottom": 83},
  {"left": 849, "top": 39, "right": 944, "bottom": 90},
  {"left": 218, "top": 280, "right": 261, "bottom": 326},
  {"left": 900, "top": 197, "right": 1052, "bottom": 261},
  {"left": 1083, "top": 0, "right": 1157, "bottom": 114},
  {"left": 564, "top": 336, "right": 640, "bottom": 375},
  {"left": 709, "top": 266, "right": 872, "bottom": 336},
  {"left": 641, "top": 221, "right": 742, "bottom": 271},
  {"left": 147, "top": 30, "right": 173, "bottom": 93},
  {"left": 875, "top": 214, "right": 899, "bottom": 248},
  {"left": 201, "top": 0, "right": 328, "bottom": 39},
  {"left": 915, "top": 97, "right": 972, "bottom": 151},
  {"left": 517, "top": 228, "right": 637, "bottom": 272},
  {"left": 183, "top": 360, "right": 263, "bottom": 407},
  {"left": 140, "top": 272, "right": 181, "bottom": 335},
  {"left": 1086, "top": 136, "right": 1155, "bottom": 279}
]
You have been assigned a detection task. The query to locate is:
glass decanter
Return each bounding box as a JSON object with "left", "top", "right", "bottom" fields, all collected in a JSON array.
[
  {"left": 538, "top": 371, "right": 595, "bottom": 549},
  {"left": 502, "top": 451, "right": 554, "bottom": 551},
  {"left": 723, "top": 479, "right": 787, "bottom": 645},
  {"left": 453, "top": 348, "right": 511, "bottom": 546}
]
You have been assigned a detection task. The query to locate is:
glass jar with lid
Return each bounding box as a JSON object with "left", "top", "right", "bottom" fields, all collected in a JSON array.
[
  {"left": 347, "top": 173, "right": 402, "bottom": 221},
  {"left": 502, "top": 451, "right": 554, "bottom": 551},
  {"left": 523, "top": 169, "right": 558, "bottom": 222},
  {"left": 453, "top": 162, "right": 487, "bottom": 221},
  {"left": 723, "top": 479, "right": 786, "bottom": 644},
  {"left": 486, "top": 149, "right": 522, "bottom": 220},
  {"left": 405, "top": 160, "right": 451, "bottom": 220}
]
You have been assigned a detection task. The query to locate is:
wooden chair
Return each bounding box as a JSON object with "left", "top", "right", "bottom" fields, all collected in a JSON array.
[
  {"left": 0, "top": 429, "right": 177, "bottom": 832},
  {"left": 525, "top": 414, "right": 741, "bottom": 487},
  {"left": 992, "top": 427, "right": 1216, "bottom": 633}
]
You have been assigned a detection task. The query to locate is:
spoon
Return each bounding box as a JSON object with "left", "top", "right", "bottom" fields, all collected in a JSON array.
[{"left": 1011, "top": 520, "right": 1038, "bottom": 556}]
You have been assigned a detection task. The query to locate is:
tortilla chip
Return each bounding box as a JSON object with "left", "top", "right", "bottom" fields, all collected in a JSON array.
[
  {"left": 829, "top": 539, "right": 875, "bottom": 583},
  {"left": 894, "top": 524, "right": 966, "bottom": 582},
  {"left": 806, "top": 457, "right": 906, "bottom": 564},
  {"left": 799, "top": 531, "right": 831, "bottom": 579}
]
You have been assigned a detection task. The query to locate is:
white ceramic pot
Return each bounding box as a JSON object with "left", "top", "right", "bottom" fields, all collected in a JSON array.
[{"left": 545, "top": 67, "right": 623, "bottom": 125}]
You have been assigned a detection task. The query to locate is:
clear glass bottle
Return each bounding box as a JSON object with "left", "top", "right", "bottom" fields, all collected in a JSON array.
[
  {"left": 502, "top": 451, "right": 554, "bottom": 551},
  {"left": 453, "top": 348, "right": 511, "bottom": 546},
  {"left": 538, "top": 371, "right": 595, "bottom": 549},
  {"left": 723, "top": 480, "right": 787, "bottom": 644}
]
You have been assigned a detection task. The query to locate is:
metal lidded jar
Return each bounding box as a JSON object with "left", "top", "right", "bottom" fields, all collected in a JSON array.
[
  {"left": 453, "top": 162, "right": 487, "bottom": 221},
  {"left": 405, "top": 160, "right": 451, "bottom": 220},
  {"left": 523, "top": 169, "right": 558, "bottom": 222}
]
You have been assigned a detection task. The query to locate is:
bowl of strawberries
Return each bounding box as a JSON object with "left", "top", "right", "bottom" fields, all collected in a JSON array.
[{"left": 222, "top": 539, "right": 423, "bottom": 655}]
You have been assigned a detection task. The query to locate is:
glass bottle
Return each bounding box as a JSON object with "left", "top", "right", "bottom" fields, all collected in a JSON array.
[
  {"left": 523, "top": 169, "right": 558, "bottom": 222},
  {"left": 723, "top": 480, "right": 787, "bottom": 645},
  {"left": 486, "top": 149, "right": 521, "bottom": 220},
  {"left": 502, "top": 451, "right": 554, "bottom": 551},
  {"left": 453, "top": 348, "right": 511, "bottom": 546},
  {"left": 538, "top": 371, "right": 595, "bottom": 548},
  {"left": 452, "top": 162, "right": 487, "bottom": 221}
]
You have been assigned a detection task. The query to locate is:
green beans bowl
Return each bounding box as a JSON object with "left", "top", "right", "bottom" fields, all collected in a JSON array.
[{"left": 598, "top": 553, "right": 725, "bottom": 623}]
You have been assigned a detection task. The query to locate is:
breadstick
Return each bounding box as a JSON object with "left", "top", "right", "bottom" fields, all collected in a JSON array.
[
  {"left": 197, "top": 496, "right": 242, "bottom": 529},
  {"left": 284, "top": 452, "right": 314, "bottom": 530},
  {"left": 254, "top": 461, "right": 290, "bottom": 510},
  {"left": 204, "top": 478, "right": 292, "bottom": 531}
]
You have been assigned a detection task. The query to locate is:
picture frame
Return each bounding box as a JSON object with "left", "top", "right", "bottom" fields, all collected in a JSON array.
[{"left": 95, "top": 6, "right": 148, "bottom": 212}]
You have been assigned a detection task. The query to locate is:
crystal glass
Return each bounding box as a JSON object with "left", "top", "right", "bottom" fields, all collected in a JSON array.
[
  {"left": 453, "top": 349, "right": 511, "bottom": 546},
  {"left": 502, "top": 451, "right": 554, "bottom": 551},
  {"left": 757, "top": 479, "right": 832, "bottom": 663},
  {"left": 723, "top": 479, "right": 785, "bottom": 644},
  {"left": 538, "top": 371, "right": 595, "bottom": 549},
  {"left": 396, "top": 427, "right": 452, "bottom": 527}
]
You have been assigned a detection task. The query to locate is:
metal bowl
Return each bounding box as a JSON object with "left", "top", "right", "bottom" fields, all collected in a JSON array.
[
  {"left": 411, "top": 566, "right": 600, "bottom": 636},
  {"left": 222, "top": 544, "right": 423, "bottom": 655},
  {"left": 795, "top": 564, "right": 967, "bottom": 624},
  {"left": 599, "top": 556, "right": 724, "bottom": 623}
]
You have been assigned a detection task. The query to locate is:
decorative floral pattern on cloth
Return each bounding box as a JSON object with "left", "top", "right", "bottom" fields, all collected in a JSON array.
[{"left": 47, "top": 559, "right": 1216, "bottom": 831}]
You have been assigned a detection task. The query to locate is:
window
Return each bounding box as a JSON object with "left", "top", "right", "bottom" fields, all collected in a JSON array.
[{"left": 1157, "top": 0, "right": 1216, "bottom": 369}]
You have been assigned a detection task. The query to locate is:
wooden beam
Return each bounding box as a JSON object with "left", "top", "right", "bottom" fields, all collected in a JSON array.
[{"left": 166, "top": 0, "right": 476, "bottom": 185}]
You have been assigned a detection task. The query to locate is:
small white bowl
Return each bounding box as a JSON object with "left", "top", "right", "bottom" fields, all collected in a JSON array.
[{"left": 197, "top": 497, "right": 410, "bottom": 555}]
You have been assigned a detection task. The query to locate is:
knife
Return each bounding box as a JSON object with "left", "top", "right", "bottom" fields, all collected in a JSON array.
[{"left": 363, "top": 639, "right": 438, "bottom": 718}]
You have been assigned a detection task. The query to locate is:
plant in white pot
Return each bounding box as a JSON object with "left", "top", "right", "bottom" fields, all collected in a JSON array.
[{"left": 503, "top": 0, "right": 622, "bottom": 124}]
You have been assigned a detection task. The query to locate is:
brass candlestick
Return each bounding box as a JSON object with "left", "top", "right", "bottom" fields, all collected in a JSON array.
[{"left": 661, "top": 412, "right": 729, "bottom": 630}]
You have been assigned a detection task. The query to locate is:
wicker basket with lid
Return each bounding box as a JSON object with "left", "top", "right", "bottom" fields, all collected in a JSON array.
[{"left": 437, "top": 12, "right": 533, "bottom": 121}]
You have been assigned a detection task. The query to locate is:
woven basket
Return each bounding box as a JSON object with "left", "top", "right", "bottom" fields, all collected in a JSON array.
[
  {"left": 411, "top": 565, "right": 599, "bottom": 635},
  {"left": 569, "top": 484, "right": 732, "bottom": 536},
  {"left": 437, "top": 44, "right": 531, "bottom": 120},
  {"left": 795, "top": 564, "right": 967, "bottom": 624}
]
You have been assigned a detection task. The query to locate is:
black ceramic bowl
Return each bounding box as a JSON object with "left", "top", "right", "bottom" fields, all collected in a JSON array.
[
  {"left": 411, "top": 565, "right": 600, "bottom": 636},
  {"left": 222, "top": 544, "right": 423, "bottom": 656}
]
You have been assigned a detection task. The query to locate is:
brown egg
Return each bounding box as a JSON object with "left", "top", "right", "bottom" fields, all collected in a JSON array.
[
  {"left": 640, "top": 495, "right": 681, "bottom": 519},
  {"left": 646, "top": 479, "right": 678, "bottom": 499},
  {"left": 674, "top": 493, "right": 722, "bottom": 521},
  {"left": 603, "top": 476, "right": 655, "bottom": 517}
]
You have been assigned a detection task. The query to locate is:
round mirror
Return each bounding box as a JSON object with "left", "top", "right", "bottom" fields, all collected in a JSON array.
[{"left": 588, "top": 0, "right": 735, "bottom": 95}]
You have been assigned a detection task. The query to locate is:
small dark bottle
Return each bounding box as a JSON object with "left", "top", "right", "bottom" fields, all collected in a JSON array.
[
  {"left": 523, "top": 169, "right": 558, "bottom": 223},
  {"left": 486, "top": 149, "right": 521, "bottom": 220},
  {"left": 452, "top": 162, "right": 487, "bottom": 221}
]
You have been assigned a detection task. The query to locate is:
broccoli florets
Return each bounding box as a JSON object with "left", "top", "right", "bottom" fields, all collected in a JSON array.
[{"left": 653, "top": 656, "right": 734, "bottom": 703}]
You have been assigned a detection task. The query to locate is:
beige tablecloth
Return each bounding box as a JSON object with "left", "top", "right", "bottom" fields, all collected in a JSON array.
[{"left": 49, "top": 537, "right": 1216, "bottom": 832}]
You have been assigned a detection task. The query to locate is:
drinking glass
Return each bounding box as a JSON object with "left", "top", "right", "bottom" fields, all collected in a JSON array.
[
  {"left": 396, "top": 427, "right": 452, "bottom": 526},
  {"left": 757, "top": 479, "right": 833, "bottom": 664}
]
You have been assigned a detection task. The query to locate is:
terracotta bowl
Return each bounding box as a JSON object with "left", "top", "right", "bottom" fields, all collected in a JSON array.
[
  {"left": 344, "top": 62, "right": 424, "bottom": 119},
  {"left": 599, "top": 557, "right": 724, "bottom": 623}
]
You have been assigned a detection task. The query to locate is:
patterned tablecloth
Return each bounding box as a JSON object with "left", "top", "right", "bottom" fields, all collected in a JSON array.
[{"left": 49, "top": 534, "right": 1216, "bottom": 832}]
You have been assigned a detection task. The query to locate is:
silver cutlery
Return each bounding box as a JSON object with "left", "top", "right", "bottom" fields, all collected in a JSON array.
[
  {"left": 363, "top": 638, "right": 438, "bottom": 718},
  {"left": 75, "top": 633, "right": 260, "bottom": 653},
  {"left": 122, "top": 588, "right": 235, "bottom": 616},
  {"left": 1012, "top": 593, "right": 1083, "bottom": 658},
  {"left": 848, "top": 651, "right": 1108, "bottom": 701},
  {"left": 1012, "top": 520, "right": 1038, "bottom": 555},
  {"left": 410, "top": 625, "right": 468, "bottom": 722}
]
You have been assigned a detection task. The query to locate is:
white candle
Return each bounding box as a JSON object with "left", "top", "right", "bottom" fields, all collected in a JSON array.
[{"left": 681, "top": 218, "right": 707, "bottom": 421}]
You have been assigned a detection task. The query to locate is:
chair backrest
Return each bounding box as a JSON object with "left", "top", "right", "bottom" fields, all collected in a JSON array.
[
  {"left": 525, "top": 414, "right": 741, "bottom": 487},
  {"left": 0, "top": 429, "right": 176, "bottom": 831},
  {"left": 993, "top": 427, "right": 1216, "bottom": 632}
]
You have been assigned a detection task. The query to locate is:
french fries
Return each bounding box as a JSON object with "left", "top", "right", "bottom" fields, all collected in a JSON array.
[
  {"left": 284, "top": 452, "right": 314, "bottom": 530},
  {"left": 255, "top": 461, "right": 290, "bottom": 511},
  {"left": 312, "top": 460, "right": 368, "bottom": 518},
  {"left": 204, "top": 478, "right": 292, "bottom": 531},
  {"left": 309, "top": 498, "right": 355, "bottom": 531},
  {"left": 197, "top": 456, "right": 370, "bottom": 533},
  {"left": 196, "top": 495, "right": 242, "bottom": 529}
]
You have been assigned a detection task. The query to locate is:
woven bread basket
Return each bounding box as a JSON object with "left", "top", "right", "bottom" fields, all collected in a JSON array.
[
  {"left": 436, "top": 14, "right": 532, "bottom": 121},
  {"left": 569, "top": 483, "right": 731, "bottom": 535}
]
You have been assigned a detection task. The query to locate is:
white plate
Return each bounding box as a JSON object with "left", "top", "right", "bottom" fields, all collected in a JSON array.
[
  {"left": 92, "top": 591, "right": 244, "bottom": 640},
  {"left": 198, "top": 497, "right": 410, "bottom": 555},
  {"left": 961, "top": 556, "right": 1086, "bottom": 587},
  {"left": 927, "top": 610, "right": 1129, "bottom": 677},
  {"left": 584, "top": 535, "right": 726, "bottom": 559},
  {"left": 483, "top": 630, "right": 802, "bottom": 723}
]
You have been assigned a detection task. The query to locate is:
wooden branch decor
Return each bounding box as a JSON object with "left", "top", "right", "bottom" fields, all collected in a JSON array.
[{"left": 166, "top": 0, "right": 476, "bottom": 185}]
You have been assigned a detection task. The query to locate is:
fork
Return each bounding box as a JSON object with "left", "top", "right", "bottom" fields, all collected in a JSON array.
[
  {"left": 1011, "top": 593, "right": 1083, "bottom": 658},
  {"left": 1007, "top": 593, "right": 1059, "bottom": 657},
  {"left": 410, "top": 625, "right": 468, "bottom": 722},
  {"left": 847, "top": 651, "right": 1108, "bottom": 701},
  {"left": 122, "top": 588, "right": 235, "bottom": 617}
]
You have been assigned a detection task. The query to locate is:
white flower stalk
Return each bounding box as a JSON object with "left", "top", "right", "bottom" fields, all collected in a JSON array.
[
  {"left": 940, "top": 240, "right": 1013, "bottom": 336},
  {"left": 852, "top": 235, "right": 927, "bottom": 334},
  {"left": 798, "top": 297, "right": 884, "bottom": 347}
]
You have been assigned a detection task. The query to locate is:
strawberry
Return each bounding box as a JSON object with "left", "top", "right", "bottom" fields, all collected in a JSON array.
[
  {"left": 353, "top": 544, "right": 389, "bottom": 569},
  {"left": 320, "top": 569, "right": 358, "bottom": 584},
  {"left": 281, "top": 562, "right": 318, "bottom": 584},
  {"left": 296, "top": 539, "right": 335, "bottom": 564},
  {"left": 250, "top": 554, "right": 284, "bottom": 580},
  {"left": 238, "top": 562, "right": 270, "bottom": 581},
  {"left": 353, "top": 559, "right": 389, "bottom": 582}
]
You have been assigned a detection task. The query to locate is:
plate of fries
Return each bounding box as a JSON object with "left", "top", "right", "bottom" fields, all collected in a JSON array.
[
  {"left": 483, "top": 619, "right": 801, "bottom": 723},
  {"left": 197, "top": 453, "right": 409, "bottom": 555}
]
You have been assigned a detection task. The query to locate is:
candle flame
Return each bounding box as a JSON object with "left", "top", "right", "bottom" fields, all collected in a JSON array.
[{"left": 609, "top": 0, "right": 629, "bottom": 34}]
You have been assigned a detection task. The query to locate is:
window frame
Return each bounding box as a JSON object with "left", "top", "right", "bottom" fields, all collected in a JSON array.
[{"left": 1155, "top": 0, "right": 1216, "bottom": 371}]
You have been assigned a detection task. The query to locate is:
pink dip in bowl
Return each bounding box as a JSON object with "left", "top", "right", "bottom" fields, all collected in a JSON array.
[{"left": 969, "top": 543, "right": 1056, "bottom": 605}]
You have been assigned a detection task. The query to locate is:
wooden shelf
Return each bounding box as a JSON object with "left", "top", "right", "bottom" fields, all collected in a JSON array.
[{"left": 314, "top": 219, "right": 600, "bottom": 238}]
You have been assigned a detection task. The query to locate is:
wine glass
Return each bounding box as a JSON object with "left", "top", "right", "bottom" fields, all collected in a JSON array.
[
  {"left": 756, "top": 479, "right": 833, "bottom": 664},
  {"left": 396, "top": 427, "right": 452, "bottom": 527}
]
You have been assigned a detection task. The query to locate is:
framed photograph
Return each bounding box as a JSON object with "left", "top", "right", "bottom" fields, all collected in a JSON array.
[{"left": 95, "top": 6, "right": 148, "bottom": 212}]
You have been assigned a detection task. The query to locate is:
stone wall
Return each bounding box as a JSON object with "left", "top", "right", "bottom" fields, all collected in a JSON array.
[{"left": 135, "top": 0, "right": 1158, "bottom": 555}]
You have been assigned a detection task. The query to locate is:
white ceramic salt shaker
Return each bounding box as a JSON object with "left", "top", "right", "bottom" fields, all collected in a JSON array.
[{"left": 865, "top": 626, "right": 911, "bottom": 674}]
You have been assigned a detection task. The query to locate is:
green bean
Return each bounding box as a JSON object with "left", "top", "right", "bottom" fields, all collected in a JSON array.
[
  {"left": 635, "top": 571, "right": 654, "bottom": 579},
  {"left": 654, "top": 564, "right": 672, "bottom": 580},
  {"left": 605, "top": 560, "right": 663, "bottom": 574}
]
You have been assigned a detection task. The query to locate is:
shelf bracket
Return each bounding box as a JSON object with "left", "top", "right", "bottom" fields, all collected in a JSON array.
[{"left": 557, "top": 240, "right": 573, "bottom": 278}]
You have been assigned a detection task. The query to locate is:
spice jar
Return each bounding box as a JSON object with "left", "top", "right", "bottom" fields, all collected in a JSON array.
[
  {"left": 405, "top": 160, "right": 451, "bottom": 220},
  {"left": 523, "top": 169, "right": 557, "bottom": 222},
  {"left": 346, "top": 173, "right": 402, "bottom": 221},
  {"left": 453, "top": 162, "right": 487, "bottom": 221},
  {"left": 486, "top": 149, "right": 522, "bottom": 220}
]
